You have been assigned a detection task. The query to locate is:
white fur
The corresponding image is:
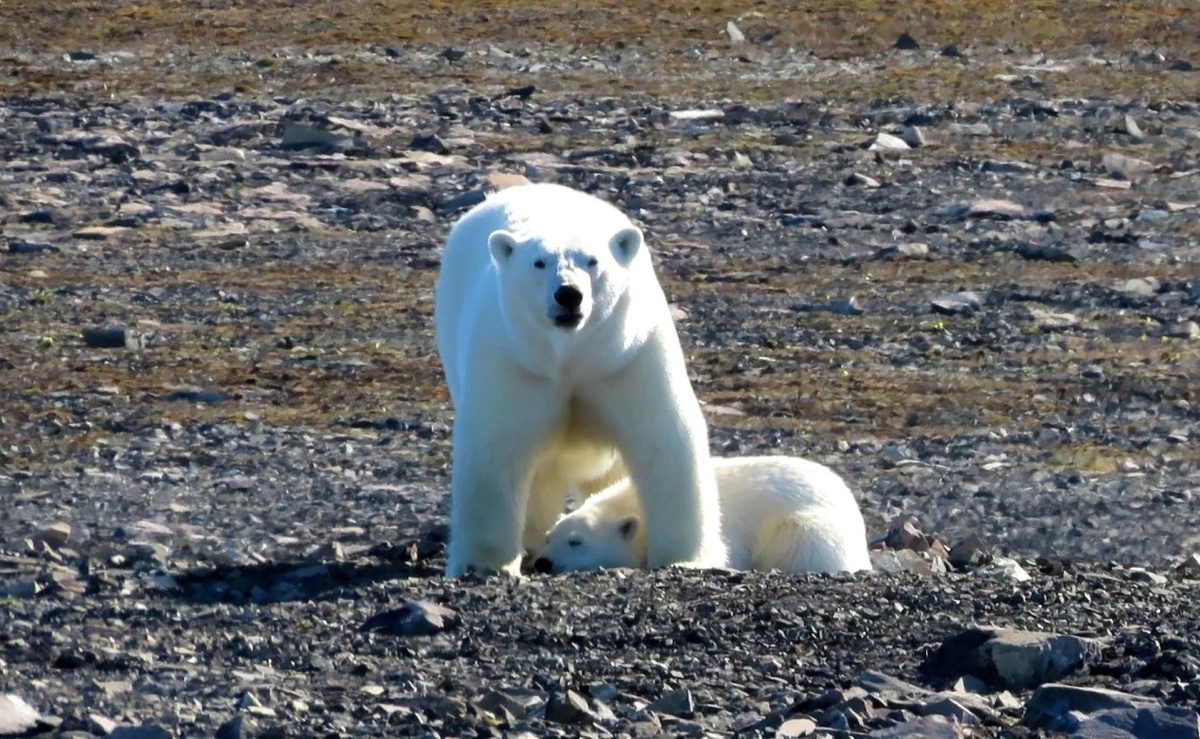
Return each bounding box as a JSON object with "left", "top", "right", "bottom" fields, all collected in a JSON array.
[
  {"left": 434, "top": 183, "right": 726, "bottom": 577},
  {"left": 536, "top": 456, "right": 873, "bottom": 575}
]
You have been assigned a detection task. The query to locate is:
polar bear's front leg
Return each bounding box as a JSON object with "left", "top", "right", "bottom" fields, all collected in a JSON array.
[
  {"left": 580, "top": 341, "right": 729, "bottom": 570},
  {"left": 444, "top": 381, "right": 565, "bottom": 578}
]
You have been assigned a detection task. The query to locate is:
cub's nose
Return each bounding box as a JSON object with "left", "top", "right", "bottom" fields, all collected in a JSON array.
[
  {"left": 533, "top": 557, "right": 554, "bottom": 574},
  {"left": 553, "top": 285, "right": 583, "bottom": 311}
]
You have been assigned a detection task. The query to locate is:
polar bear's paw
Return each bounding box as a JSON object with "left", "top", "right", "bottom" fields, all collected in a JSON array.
[{"left": 445, "top": 557, "right": 524, "bottom": 580}]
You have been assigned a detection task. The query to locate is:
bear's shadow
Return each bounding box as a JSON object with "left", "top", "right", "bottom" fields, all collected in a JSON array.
[{"left": 170, "top": 541, "right": 445, "bottom": 606}]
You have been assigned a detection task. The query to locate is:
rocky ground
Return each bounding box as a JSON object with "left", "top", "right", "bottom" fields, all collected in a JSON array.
[{"left": 2, "top": 1, "right": 1200, "bottom": 737}]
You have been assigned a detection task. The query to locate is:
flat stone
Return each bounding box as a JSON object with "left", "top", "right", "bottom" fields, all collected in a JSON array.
[
  {"left": 281, "top": 123, "right": 348, "bottom": 152},
  {"left": 1115, "top": 277, "right": 1160, "bottom": 297},
  {"left": 846, "top": 172, "right": 881, "bottom": 187},
  {"left": 856, "top": 670, "right": 932, "bottom": 701},
  {"left": 922, "top": 627, "right": 1104, "bottom": 690},
  {"left": 869, "top": 132, "right": 910, "bottom": 152},
  {"left": 36, "top": 521, "right": 71, "bottom": 548},
  {"left": 868, "top": 715, "right": 962, "bottom": 738},
  {"left": 544, "top": 690, "right": 592, "bottom": 724},
  {"left": 0, "top": 694, "right": 41, "bottom": 736},
  {"left": 1023, "top": 684, "right": 1154, "bottom": 730},
  {"left": 777, "top": 717, "right": 817, "bottom": 737},
  {"left": 81, "top": 326, "right": 129, "bottom": 349},
  {"left": 877, "top": 242, "right": 929, "bottom": 259},
  {"left": 648, "top": 688, "right": 695, "bottom": 717},
  {"left": 359, "top": 600, "right": 460, "bottom": 636},
  {"left": 931, "top": 291, "right": 983, "bottom": 316},
  {"left": 966, "top": 198, "right": 1026, "bottom": 219},
  {"left": 668, "top": 109, "right": 724, "bottom": 122},
  {"left": 1102, "top": 152, "right": 1154, "bottom": 178},
  {"left": 919, "top": 696, "right": 980, "bottom": 725},
  {"left": 1166, "top": 321, "right": 1199, "bottom": 338},
  {"left": 981, "top": 159, "right": 1035, "bottom": 173},
  {"left": 109, "top": 726, "right": 172, "bottom": 739},
  {"left": 73, "top": 225, "right": 130, "bottom": 240},
  {"left": 901, "top": 126, "right": 926, "bottom": 147}
]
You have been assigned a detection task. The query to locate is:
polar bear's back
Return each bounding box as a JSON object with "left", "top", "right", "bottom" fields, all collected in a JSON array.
[{"left": 712, "top": 456, "right": 871, "bottom": 573}]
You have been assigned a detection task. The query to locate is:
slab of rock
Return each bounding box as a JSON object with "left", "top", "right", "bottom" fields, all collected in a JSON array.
[
  {"left": 921, "top": 627, "right": 1104, "bottom": 690},
  {"left": 855, "top": 670, "right": 932, "bottom": 701},
  {"left": 869, "top": 132, "right": 911, "bottom": 153},
  {"left": 359, "top": 600, "right": 460, "bottom": 636},
  {"left": 930, "top": 291, "right": 983, "bottom": 316},
  {"left": 82, "top": 326, "right": 130, "bottom": 349},
  {"left": 867, "top": 715, "right": 962, "bottom": 738},
  {"left": 1022, "top": 684, "right": 1156, "bottom": 729},
  {"left": 281, "top": 123, "right": 348, "bottom": 152},
  {"left": 981, "top": 159, "right": 1035, "bottom": 174},
  {"left": 1102, "top": 152, "right": 1154, "bottom": 179},
  {"left": 1071, "top": 705, "right": 1200, "bottom": 738},
  {"left": 877, "top": 242, "right": 929, "bottom": 259},
  {"left": 0, "top": 694, "right": 41, "bottom": 736},
  {"left": 648, "top": 688, "right": 695, "bottom": 717}
]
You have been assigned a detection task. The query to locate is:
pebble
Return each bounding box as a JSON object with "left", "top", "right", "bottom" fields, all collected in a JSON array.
[
  {"left": 930, "top": 291, "right": 983, "bottom": 316},
  {"left": 359, "top": 600, "right": 460, "bottom": 636}
]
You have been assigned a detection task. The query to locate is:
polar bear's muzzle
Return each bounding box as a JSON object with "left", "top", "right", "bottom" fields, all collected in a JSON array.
[{"left": 551, "top": 284, "right": 585, "bottom": 329}]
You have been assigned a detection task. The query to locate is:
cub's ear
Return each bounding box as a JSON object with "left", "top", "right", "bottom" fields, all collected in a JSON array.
[
  {"left": 488, "top": 230, "right": 519, "bottom": 265},
  {"left": 616, "top": 516, "right": 640, "bottom": 541},
  {"left": 610, "top": 226, "right": 644, "bottom": 266}
]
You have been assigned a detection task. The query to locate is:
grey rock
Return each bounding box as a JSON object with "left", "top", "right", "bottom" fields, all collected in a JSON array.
[
  {"left": 868, "top": 715, "right": 962, "bottom": 738},
  {"left": 931, "top": 291, "right": 983, "bottom": 316},
  {"left": 794, "top": 296, "right": 864, "bottom": 316},
  {"left": 109, "top": 726, "right": 172, "bottom": 739},
  {"left": 279, "top": 123, "right": 347, "bottom": 152},
  {"left": 922, "top": 628, "right": 1104, "bottom": 690},
  {"left": 1109, "top": 113, "right": 1145, "bottom": 140},
  {"left": 1075, "top": 705, "right": 1200, "bottom": 739},
  {"left": 965, "top": 198, "right": 1027, "bottom": 219},
  {"left": 0, "top": 694, "right": 41, "bottom": 736},
  {"left": 544, "top": 690, "right": 592, "bottom": 724},
  {"left": 82, "top": 326, "right": 129, "bottom": 349},
  {"left": 1023, "top": 684, "right": 1155, "bottom": 730},
  {"left": 1115, "top": 277, "right": 1160, "bottom": 297},
  {"left": 1166, "top": 321, "right": 1199, "bottom": 338},
  {"left": 725, "top": 20, "right": 745, "bottom": 43},
  {"left": 846, "top": 172, "right": 881, "bottom": 187},
  {"left": 981, "top": 159, "right": 1035, "bottom": 173},
  {"left": 359, "top": 600, "right": 460, "bottom": 636},
  {"left": 214, "top": 715, "right": 247, "bottom": 739},
  {"left": 856, "top": 670, "right": 931, "bottom": 701},
  {"left": 919, "top": 697, "right": 980, "bottom": 725},
  {"left": 649, "top": 688, "right": 695, "bottom": 717},
  {"left": 1102, "top": 152, "right": 1154, "bottom": 179},
  {"left": 1013, "top": 243, "right": 1077, "bottom": 262},
  {"left": 410, "top": 133, "right": 450, "bottom": 154},
  {"left": 901, "top": 125, "right": 926, "bottom": 147},
  {"left": 869, "top": 132, "right": 910, "bottom": 152},
  {"left": 877, "top": 242, "right": 929, "bottom": 259},
  {"left": 949, "top": 122, "right": 992, "bottom": 136},
  {"left": 777, "top": 717, "right": 817, "bottom": 737}
]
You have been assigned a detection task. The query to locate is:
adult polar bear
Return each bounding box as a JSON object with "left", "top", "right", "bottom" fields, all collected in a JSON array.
[
  {"left": 434, "top": 183, "right": 726, "bottom": 577},
  {"left": 535, "top": 456, "right": 873, "bottom": 575}
]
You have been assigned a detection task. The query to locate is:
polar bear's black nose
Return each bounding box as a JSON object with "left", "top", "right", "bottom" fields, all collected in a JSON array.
[
  {"left": 533, "top": 557, "right": 554, "bottom": 574},
  {"left": 554, "top": 285, "right": 583, "bottom": 311}
]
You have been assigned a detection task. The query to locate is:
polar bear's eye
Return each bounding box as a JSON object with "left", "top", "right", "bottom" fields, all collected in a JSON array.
[
  {"left": 534, "top": 259, "right": 546, "bottom": 269},
  {"left": 586, "top": 257, "right": 598, "bottom": 268},
  {"left": 568, "top": 538, "right": 582, "bottom": 548}
]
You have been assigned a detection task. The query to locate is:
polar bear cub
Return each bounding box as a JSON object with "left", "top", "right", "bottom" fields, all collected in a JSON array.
[
  {"left": 534, "top": 456, "right": 872, "bottom": 575},
  {"left": 434, "top": 183, "right": 726, "bottom": 577}
]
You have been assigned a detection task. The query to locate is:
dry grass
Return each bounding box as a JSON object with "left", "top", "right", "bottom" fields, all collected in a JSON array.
[{"left": 1, "top": 0, "right": 1197, "bottom": 99}]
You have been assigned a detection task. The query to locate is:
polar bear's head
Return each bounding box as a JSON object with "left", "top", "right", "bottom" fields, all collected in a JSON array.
[
  {"left": 487, "top": 226, "right": 644, "bottom": 336},
  {"left": 533, "top": 507, "right": 645, "bottom": 574}
]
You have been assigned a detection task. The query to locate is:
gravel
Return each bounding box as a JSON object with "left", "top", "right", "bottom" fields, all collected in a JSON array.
[{"left": 2, "top": 3, "right": 1200, "bottom": 736}]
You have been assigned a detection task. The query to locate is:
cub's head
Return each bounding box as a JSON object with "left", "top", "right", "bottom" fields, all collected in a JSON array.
[
  {"left": 532, "top": 509, "right": 643, "bottom": 574},
  {"left": 488, "top": 226, "right": 644, "bottom": 333}
]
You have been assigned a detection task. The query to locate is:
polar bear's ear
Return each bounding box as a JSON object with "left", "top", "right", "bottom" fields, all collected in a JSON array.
[
  {"left": 488, "top": 230, "right": 519, "bottom": 265},
  {"left": 616, "top": 516, "right": 640, "bottom": 541},
  {"left": 610, "top": 227, "right": 644, "bottom": 266}
]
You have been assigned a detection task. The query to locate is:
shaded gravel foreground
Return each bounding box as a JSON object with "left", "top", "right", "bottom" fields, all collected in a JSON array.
[{"left": 2, "top": 43, "right": 1200, "bottom": 739}]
